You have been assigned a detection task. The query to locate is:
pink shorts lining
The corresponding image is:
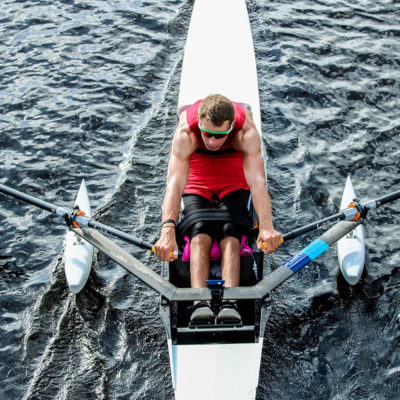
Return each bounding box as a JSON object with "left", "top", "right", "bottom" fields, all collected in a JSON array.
[{"left": 181, "top": 235, "right": 253, "bottom": 262}]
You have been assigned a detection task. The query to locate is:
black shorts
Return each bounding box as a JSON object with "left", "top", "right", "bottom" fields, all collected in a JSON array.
[{"left": 182, "top": 189, "right": 252, "bottom": 241}]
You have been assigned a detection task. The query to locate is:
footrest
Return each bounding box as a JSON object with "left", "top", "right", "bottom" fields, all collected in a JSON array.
[
  {"left": 188, "top": 320, "right": 243, "bottom": 330},
  {"left": 188, "top": 319, "right": 214, "bottom": 328},
  {"left": 181, "top": 323, "right": 251, "bottom": 333}
]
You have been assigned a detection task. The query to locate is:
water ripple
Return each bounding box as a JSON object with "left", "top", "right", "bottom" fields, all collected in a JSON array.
[{"left": 0, "top": 0, "right": 399, "bottom": 399}]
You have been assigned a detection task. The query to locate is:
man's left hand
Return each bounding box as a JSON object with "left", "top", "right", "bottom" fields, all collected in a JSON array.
[{"left": 257, "top": 228, "right": 282, "bottom": 254}]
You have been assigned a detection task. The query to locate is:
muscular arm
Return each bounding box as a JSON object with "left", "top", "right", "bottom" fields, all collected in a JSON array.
[
  {"left": 162, "top": 142, "right": 190, "bottom": 222},
  {"left": 243, "top": 145, "right": 273, "bottom": 230},
  {"left": 153, "top": 114, "right": 196, "bottom": 261},
  {"left": 237, "top": 114, "right": 281, "bottom": 254}
]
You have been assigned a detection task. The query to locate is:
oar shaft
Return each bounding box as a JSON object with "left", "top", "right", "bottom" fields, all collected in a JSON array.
[
  {"left": 282, "top": 188, "right": 400, "bottom": 242},
  {"left": 0, "top": 183, "right": 153, "bottom": 251},
  {"left": 0, "top": 183, "right": 63, "bottom": 215},
  {"left": 86, "top": 219, "right": 154, "bottom": 251},
  {"left": 375, "top": 189, "right": 400, "bottom": 207},
  {"left": 282, "top": 211, "right": 345, "bottom": 241}
]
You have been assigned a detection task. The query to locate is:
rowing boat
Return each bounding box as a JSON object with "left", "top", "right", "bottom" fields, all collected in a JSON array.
[
  {"left": 1, "top": 2, "right": 399, "bottom": 395},
  {"left": 337, "top": 176, "right": 365, "bottom": 285},
  {"left": 64, "top": 179, "right": 93, "bottom": 293},
  {"left": 162, "top": 1, "right": 268, "bottom": 399},
  {"left": 2, "top": 155, "right": 399, "bottom": 399}
]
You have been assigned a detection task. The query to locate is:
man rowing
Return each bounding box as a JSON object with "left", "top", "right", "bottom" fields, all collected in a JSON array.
[{"left": 153, "top": 94, "right": 281, "bottom": 323}]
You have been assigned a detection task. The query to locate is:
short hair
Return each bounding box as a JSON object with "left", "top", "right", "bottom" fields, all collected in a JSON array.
[{"left": 198, "top": 94, "right": 235, "bottom": 126}]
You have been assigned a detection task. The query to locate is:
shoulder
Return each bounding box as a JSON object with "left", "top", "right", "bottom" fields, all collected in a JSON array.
[
  {"left": 241, "top": 109, "right": 257, "bottom": 134},
  {"left": 233, "top": 109, "right": 261, "bottom": 155},
  {"left": 172, "top": 111, "right": 199, "bottom": 158}
]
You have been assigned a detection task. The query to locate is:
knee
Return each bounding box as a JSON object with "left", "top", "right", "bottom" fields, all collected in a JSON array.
[
  {"left": 220, "top": 222, "right": 240, "bottom": 241},
  {"left": 220, "top": 235, "right": 240, "bottom": 250},
  {"left": 189, "top": 221, "right": 213, "bottom": 239},
  {"left": 191, "top": 233, "right": 212, "bottom": 251}
]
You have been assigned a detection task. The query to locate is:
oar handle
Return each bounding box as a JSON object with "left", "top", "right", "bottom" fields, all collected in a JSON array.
[
  {"left": 77, "top": 216, "right": 183, "bottom": 257},
  {"left": 83, "top": 217, "right": 182, "bottom": 257},
  {"left": 262, "top": 237, "right": 284, "bottom": 249}
]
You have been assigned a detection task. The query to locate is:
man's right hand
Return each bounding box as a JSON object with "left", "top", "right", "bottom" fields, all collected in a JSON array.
[{"left": 153, "top": 228, "right": 179, "bottom": 261}]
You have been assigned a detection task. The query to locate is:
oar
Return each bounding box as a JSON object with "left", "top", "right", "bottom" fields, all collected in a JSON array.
[
  {"left": 253, "top": 190, "right": 400, "bottom": 296},
  {"left": 1, "top": 182, "right": 399, "bottom": 256},
  {"left": 0, "top": 183, "right": 154, "bottom": 252},
  {"left": 281, "top": 189, "right": 400, "bottom": 242}
]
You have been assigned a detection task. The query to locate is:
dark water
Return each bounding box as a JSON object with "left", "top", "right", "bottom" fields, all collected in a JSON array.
[{"left": 1, "top": 0, "right": 399, "bottom": 399}]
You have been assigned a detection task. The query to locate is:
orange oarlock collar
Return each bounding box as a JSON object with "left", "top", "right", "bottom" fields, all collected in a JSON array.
[
  {"left": 347, "top": 202, "right": 361, "bottom": 221},
  {"left": 72, "top": 210, "right": 86, "bottom": 228}
]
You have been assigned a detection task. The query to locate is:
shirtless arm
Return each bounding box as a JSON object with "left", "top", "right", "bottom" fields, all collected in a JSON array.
[
  {"left": 153, "top": 115, "right": 195, "bottom": 261},
  {"left": 238, "top": 115, "right": 281, "bottom": 254}
]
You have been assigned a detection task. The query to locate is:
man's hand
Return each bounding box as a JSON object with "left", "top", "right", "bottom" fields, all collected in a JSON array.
[
  {"left": 257, "top": 228, "right": 282, "bottom": 254},
  {"left": 153, "top": 228, "right": 179, "bottom": 261}
]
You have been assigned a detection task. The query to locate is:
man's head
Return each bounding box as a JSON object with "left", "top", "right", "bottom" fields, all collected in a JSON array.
[
  {"left": 197, "top": 94, "right": 235, "bottom": 151},
  {"left": 198, "top": 94, "right": 234, "bottom": 126}
]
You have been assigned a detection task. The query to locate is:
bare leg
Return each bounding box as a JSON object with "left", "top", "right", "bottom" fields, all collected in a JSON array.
[
  {"left": 220, "top": 236, "right": 241, "bottom": 287},
  {"left": 190, "top": 233, "right": 212, "bottom": 288}
]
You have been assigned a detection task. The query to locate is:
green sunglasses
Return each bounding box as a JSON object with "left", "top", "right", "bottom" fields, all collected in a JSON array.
[{"left": 198, "top": 120, "right": 235, "bottom": 139}]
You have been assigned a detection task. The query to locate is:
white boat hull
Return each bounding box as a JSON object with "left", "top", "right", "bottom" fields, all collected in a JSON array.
[
  {"left": 65, "top": 179, "right": 93, "bottom": 293},
  {"left": 169, "top": 340, "right": 263, "bottom": 400},
  {"left": 337, "top": 176, "right": 365, "bottom": 285},
  {"left": 170, "top": 1, "right": 265, "bottom": 399}
]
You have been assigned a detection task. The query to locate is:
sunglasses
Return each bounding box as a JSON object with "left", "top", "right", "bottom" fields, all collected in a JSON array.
[{"left": 198, "top": 120, "right": 234, "bottom": 140}]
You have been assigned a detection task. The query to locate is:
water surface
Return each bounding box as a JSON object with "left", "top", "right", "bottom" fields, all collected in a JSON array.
[{"left": 0, "top": 0, "right": 399, "bottom": 399}]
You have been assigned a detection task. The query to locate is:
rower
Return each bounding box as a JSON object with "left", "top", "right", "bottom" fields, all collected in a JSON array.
[{"left": 153, "top": 94, "right": 282, "bottom": 323}]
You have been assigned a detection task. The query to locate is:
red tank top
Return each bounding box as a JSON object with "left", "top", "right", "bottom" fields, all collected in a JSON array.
[{"left": 183, "top": 100, "right": 249, "bottom": 201}]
